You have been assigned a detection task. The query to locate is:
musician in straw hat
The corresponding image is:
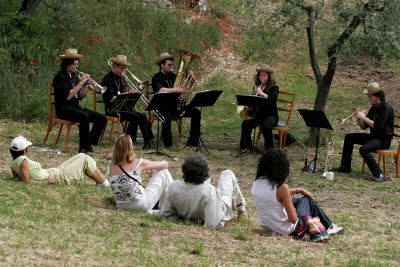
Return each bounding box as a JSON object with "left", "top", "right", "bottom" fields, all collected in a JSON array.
[
  {"left": 239, "top": 64, "right": 279, "bottom": 151},
  {"left": 151, "top": 52, "right": 201, "bottom": 150},
  {"left": 53, "top": 48, "right": 107, "bottom": 154},
  {"left": 101, "top": 55, "right": 155, "bottom": 150},
  {"left": 332, "top": 82, "right": 394, "bottom": 182}
]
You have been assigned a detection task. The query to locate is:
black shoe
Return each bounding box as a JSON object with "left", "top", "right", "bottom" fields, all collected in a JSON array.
[
  {"left": 371, "top": 173, "right": 386, "bottom": 182},
  {"left": 165, "top": 146, "right": 174, "bottom": 151},
  {"left": 332, "top": 166, "right": 351, "bottom": 173},
  {"left": 78, "top": 148, "right": 88, "bottom": 154},
  {"left": 87, "top": 145, "right": 94, "bottom": 153},
  {"left": 186, "top": 137, "right": 199, "bottom": 147},
  {"left": 143, "top": 141, "right": 156, "bottom": 150}
]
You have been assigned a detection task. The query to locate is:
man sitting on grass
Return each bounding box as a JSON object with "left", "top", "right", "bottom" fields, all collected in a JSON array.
[{"left": 160, "top": 153, "right": 248, "bottom": 228}]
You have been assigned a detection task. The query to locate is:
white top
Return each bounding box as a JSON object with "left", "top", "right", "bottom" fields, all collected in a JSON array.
[
  {"left": 251, "top": 179, "right": 296, "bottom": 235},
  {"left": 160, "top": 179, "right": 224, "bottom": 228}
]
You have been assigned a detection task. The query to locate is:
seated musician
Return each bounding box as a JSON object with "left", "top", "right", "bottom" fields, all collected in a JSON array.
[
  {"left": 151, "top": 52, "right": 201, "bottom": 150},
  {"left": 101, "top": 55, "right": 155, "bottom": 150},
  {"left": 53, "top": 48, "right": 107, "bottom": 154},
  {"left": 239, "top": 64, "right": 279, "bottom": 151}
]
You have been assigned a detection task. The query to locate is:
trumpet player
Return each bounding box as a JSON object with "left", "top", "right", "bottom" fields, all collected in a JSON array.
[
  {"left": 333, "top": 82, "right": 394, "bottom": 182},
  {"left": 53, "top": 48, "right": 107, "bottom": 154},
  {"left": 151, "top": 52, "right": 201, "bottom": 150},
  {"left": 101, "top": 55, "right": 155, "bottom": 150},
  {"left": 239, "top": 64, "right": 279, "bottom": 151}
]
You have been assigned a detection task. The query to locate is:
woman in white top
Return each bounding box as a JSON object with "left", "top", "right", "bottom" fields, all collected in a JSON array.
[
  {"left": 108, "top": 134, "right": 173, "bottom": 211},
  {"left": 10, "top": 136, "right": 109, "bottom": 186},
  {"left": 251, "top": 149, "right": 344, "bottom": 239}
]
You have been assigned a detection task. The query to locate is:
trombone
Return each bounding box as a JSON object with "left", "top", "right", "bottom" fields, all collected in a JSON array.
[
  {"left": 107, "top": 59, "right": 165, "bottom": 123},
  {"left": 75, "top": 69, "right": 107, "bottom": 94}
]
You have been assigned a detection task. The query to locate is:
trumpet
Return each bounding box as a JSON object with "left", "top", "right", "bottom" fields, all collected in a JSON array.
[
  {"left": 340, "top": 106, "right": 369, "bottom": 125},
  {"left": 75, "top": 69, "right": 107, "bottom": 94},
  {"left": 107, "top": 59, "right": 165, "bottom": 123}
]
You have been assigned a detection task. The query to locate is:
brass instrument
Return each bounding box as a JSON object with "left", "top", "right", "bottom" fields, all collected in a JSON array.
[
  {"left": 107, "top": 59, "right": 165, "bottom": 123},
  {"left": 237, "top": 85, "right": 260, "bottom": 120},
  {"left": 340, "top": 106, "right": 368, "bottom": 125},
  {"left": 173, "top": 49, "right": 200, "bottom": 115},
  {"left": 75, "top": 69, "right": 107, "bottom": 94},
  {"left": 322, "top": 140, "right": 333, "bottom": 178}
]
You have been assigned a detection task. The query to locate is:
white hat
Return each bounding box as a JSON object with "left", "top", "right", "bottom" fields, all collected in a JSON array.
[
  {"left": 363, "top": 82, "right": 384, "bottom": 95},
  {"left": 10, "top": 136, "right": 32, "bottom": 151},
  {"left": 109, "top": 55, "right": 131, "bottom": 67}
]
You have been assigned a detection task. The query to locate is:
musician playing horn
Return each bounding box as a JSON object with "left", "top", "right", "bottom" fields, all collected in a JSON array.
[
  {"left": 53, "top": 48, "right": 107, "bottom": 154},
  {"left": 151, "top": 52, "right": 201, "bottom": 150},
  {"left": 101, "top": 55, "right": 155, "bottom": 150},
  {"left": 333, "top": 82, "right": 394, "bottom": 182},
  {"left": 240, "top": 64, "right": 279, "bottom": 151}
]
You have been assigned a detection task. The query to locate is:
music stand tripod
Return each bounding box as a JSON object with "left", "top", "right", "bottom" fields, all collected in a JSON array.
[
  {"left": 183, "top": 90, "right": 223, "bottom": 152},
  {"left": 298, "top": 109, "right": 333, "bottom": 173},
  {"left": 234, "top": 94, "right": 266, "bottom": 158},
  {"left": 145, "top": 92, "right": 180, "bottom": 158}
]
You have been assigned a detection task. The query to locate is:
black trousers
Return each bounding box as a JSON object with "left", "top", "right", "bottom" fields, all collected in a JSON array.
[
  {"left": 240, "top": 115, "right": 278, "bottom": 150},
  {"left": 340, "top": 133, "right": 391, "bottom": 176},
  {"left": 159, "top": 107, "right": 201, "bottom": 147},
  {"left": 56, "top": 106, "right": 107, "bottom": 149},
  {"left": 108, "top": 111, "right": 154, "bottom": 143}
]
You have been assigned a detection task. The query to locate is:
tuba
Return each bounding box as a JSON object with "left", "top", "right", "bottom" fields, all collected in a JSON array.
[
  {"left": 173, "top": 49, "right": 200, "bottom": 114},
  {"left": 237, "top": 86, "right": 259, "bottom": 120}
]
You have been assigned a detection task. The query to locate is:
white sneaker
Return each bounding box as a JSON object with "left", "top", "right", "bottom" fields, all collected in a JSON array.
[{"left": 327, "top": 223, "right": 344, "bottom": 235}]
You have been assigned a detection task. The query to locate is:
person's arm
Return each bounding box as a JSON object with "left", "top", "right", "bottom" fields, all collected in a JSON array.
[
  {"left": 19, "top": 159, "right": 31, "bottom": 183},
  {"left": 160, "top": 185, "right": 180, "bottom": 219},
  {"left": 137, "top": 159, "right": 168, "bottom": 174},
  {"left": 102, "top": 75, "right": 117, "bottom": 103},
  {"left": 276, "top": 184, "right": 297, "bottom": 224},
  {"left": 356, "top": 111, "right": 373, "bottom": 129}
]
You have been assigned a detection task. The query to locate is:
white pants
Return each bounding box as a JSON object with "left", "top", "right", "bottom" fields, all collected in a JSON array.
[{"left": 217, "top": 170, "right": 246, "bottom": 221}]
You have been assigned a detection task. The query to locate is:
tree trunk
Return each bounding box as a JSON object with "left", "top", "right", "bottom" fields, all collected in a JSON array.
[{"left": 19, "top": 0, "right": 40, "bottom": 15}]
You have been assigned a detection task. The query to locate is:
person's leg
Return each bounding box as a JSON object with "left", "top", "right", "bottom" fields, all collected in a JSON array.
[
  {"left": 119, "top": 112, "right": 139, "bottom": 141},
  {"left": 360, "top": 138, "right": 391, "bottom": 176},
  {"left": 136, "top": 112, "right": 155, "bottom": 143},
  {"left": 57, "top": 107, "right": 90, "bottom": 150},
  {"left": 240, "top": 119, "right": 257, "bottom": 149},
  {"left": 292, "top": 196, "right": 332, "bottom": 229},
  {"left": 144, "top": 169, "right": 174, "bottom": 211},
  {"left": 160, "top": 109, "right": 173, "bottom": 147},
  {"left": 260, "top": 115, "right": 279, "bottom": 150},
  {"left": 81, "top": 108, "right": 107, "bottom": 145},
  {"left": 182, "top": 107, "right": 201, "bottom": 143},
  {"left": 216, "top": 170, "right": 247, "bottom": 221},
  {"left": 340, "top": 133, "right": 371, "bottom": 168}
]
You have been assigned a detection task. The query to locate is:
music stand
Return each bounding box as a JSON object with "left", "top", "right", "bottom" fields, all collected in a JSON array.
[
  {"left": 234, "top": 94, "right": 266, "bottom": 158},
  {"left": 183, "top": 90, "right": 223, "bottom": 152},
  {"left": 107, "top": 92, "right": 141, "bottom": 114},
  {"left": 298, "top": 109, "right": 333, "bottom": 173},
  {"left": 145, "top": 92, "right": 180, "bottom": 158}
]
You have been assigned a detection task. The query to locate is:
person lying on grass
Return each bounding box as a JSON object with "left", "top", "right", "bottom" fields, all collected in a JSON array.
[
  {"left": 251, "top": 149, "right": 344, "bottom": 242},
  {"left": 10, "top": 136, "right": 109, "bottom": 187}
]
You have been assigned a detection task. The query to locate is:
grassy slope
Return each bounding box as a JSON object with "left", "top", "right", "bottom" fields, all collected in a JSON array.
[{"left": 0, "top": 1, "right": 400, "bottom": 266}]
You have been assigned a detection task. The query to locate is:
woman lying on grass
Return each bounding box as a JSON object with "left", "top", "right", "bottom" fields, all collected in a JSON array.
[
  {"left": 10, "top": 136, "right": 109, "bottom": 187},
  {"left": 108, "top": 134, "right": 173, "bottom": 212},
  {"left": 251, "top": 149, "right": 344, "bottom": 242}
]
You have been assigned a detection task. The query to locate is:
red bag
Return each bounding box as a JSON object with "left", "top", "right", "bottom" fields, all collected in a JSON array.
[{"left": 304, "top": 216, "right": 330, "bottom": 243}]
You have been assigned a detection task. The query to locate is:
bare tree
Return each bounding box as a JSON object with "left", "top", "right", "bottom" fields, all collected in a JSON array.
[{"left": 19, "top": 0, "right": 41, "bottom": 15}]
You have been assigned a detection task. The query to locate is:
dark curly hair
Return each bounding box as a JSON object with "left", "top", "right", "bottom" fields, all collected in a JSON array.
[
  {"left": 374, "top": 91, "right": 386, "bottom": 102},
  {"left": 182, "top": 153, "right": 209, "bottom": 184},
  {"left": 256, "top": 149, "right": 290, "bottom": 188}
]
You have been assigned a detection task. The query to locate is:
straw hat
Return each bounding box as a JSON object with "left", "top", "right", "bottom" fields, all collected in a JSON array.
[
  {"left": 155, "top": 52, "right": 175, "bottom": 65},
  {"left": 10, "top": 136, "right": 32, "bottom": 151},
  {"left": 109, "top": 55, "right": 131, "bottom": 67},
  {"left": 256, "top": 64, "right": 274, "bottom": 74},
  {"left": 363, "top": 82, "right": 384, "bottom": 95},
  {"left": 59, "top": 48, "right": 83, "bottom": 59}
]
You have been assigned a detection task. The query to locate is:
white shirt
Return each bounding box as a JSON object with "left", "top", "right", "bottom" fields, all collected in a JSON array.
[
  {"left": 251, "top": 179, "right": 296, "bottom": 235},
  {"left": 160, "top": 179, "right": 225, "bottom": 228}
]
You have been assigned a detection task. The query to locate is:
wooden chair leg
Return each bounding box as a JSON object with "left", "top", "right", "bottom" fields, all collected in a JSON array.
[
  {"left": 395, "top": 154, "right": 399, "bottom": 178},
  {"left": 109, "top": 121, "right": 116, "bottom": 147},
  {"left": 278, "top": 132, "right": 283, "bottom": 149},
  {"left": 64, "top": 125, "right": 72, "bottom": 150},
  {"left": 382, "top": 155, "right": 386, "bottom": 174},
  {"left": 43, "top": 122, "right": 54, "bottom": 145},
  {"left": 55, "top": 124, "right": 63, "bottom": 146},
  {"left": 100, "top": 122, "right": 107, "bottom": 143},
  {"left": 282, "top": 131, "right": 288, "bottom": 149}
]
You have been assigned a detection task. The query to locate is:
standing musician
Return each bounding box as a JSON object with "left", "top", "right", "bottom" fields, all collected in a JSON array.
[
  {"left": 333, "top": 82, "right": 394, "bottom": 182},
  {"left": 151, "top": 52, "right": 201, "bottom": 150},
  {"left": 240, "top": 64, "right": 279, "bottom": 151},
  {"left": 53, "top": 48, "right": 107, "bottom": 154},
  {"left": 101, "top": 55, "right": 155, "bottom": 150}
]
